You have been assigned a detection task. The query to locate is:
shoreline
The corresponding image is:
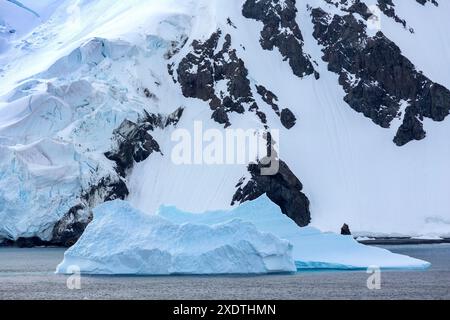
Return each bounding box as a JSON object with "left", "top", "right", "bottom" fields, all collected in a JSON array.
[
  {"left": 2, "top": 237, "right": 450, "bottom": 248},
  {"left": 358, "top": 238, "right": 450, "bottom": 245}
]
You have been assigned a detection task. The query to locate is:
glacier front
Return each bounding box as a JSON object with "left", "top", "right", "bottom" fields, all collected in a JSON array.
[{"left": 57, "top": 196, "right": 429, "bottom": 275}]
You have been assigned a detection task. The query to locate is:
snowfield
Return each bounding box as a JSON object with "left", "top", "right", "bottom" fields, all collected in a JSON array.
[{"left": 1, "top": 0, "right": 450, "bottom": 247}]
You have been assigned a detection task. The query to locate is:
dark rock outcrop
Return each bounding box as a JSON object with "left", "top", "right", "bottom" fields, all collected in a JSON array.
[
  {"left": 377, "top": 0, "right": 408, "bottom": 29},
  {"left": 242, "top": 0, "right": 317, "bottom": 78},
  {"left": 232, "top": 160, "right": 311, "bottom": 227},
  {"left": 51, "top": 205, "right": 92, "bottom": 247},
  {"left": 105, "top": 119, "right": 162, "bottom": 177},
  {"left": 105, "top": 107, "right": 184, "bottom": 176},
  {"left": 255, "top": 84, "right": 298, "bottom": 129},
  {"left": 50, "top": 177, "right": 130, "bottom": 247},
  {"left": 341, "top": 223, "right": 352, "bottom": 235},
  {"left": 324, "top": 0, "right": 372, "bottom": 20},
  {"left": 177, "top": 31, "right": 251, "bottom": 127},
  {"left": 311, "top": 7, "right": 450, "bottom": 146},
  {"left": 177, "top": 30, "right": 295, "bottom": 129},
  {"left": 415, "top": 0, "right": 438, "bottom": 7},
  {"left": 280, "top": 108, "right": 297, "bottom": 129},
  {"left": 256, "top": 85, "right": 281, "bottom": 116}
]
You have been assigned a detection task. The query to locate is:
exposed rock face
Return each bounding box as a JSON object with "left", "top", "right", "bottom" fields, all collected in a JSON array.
[
  {"left": 51, "top": 205, "right": 92, "bottom": 247},
  {"left": 324, "top": 0, "right": 438, "bottom": 33},
  {"left": 323, "top": 0, "right": 371, "bottom": 19},
  {"left": 376, "top": 0, "right": 438, "bottom": 31},
  {"left": 311, "top": 7, "right": 450, "bottom": 146},
  {"left": 256, "top": 85, "right": 298, "bottom": 129},
  {"left": 375, "top": 0, "right": 438, "bottom": 34},
  {"left": 177, "top": 31, "right": 250, "bottom": 127},
  {"left": 242, "top": 0, "right": 317, "bottom": 79},
  {"left": 280, "top": 108, "right": 297, "bottom": 129},
  {"left": 415, "top": 0, "right": 438, "bottom": 7},
  {"left": 341, "top": 223, "right": 352, "bottom": 235},
  {"left": 256, "top": 85, "right": 281, "bottom": 116},
  {"left": 377, "top": 0, "right": 408, "bottom": 29},
  {"left": 51, "top": 177, "right": 130, "bottom": 247},
  {"left": 232, "top": 160, "right": 311, "bottom": 228},
  {"left": 164, "top": 107, "right": 185, "bottom": 127},
  {"left": 177, "top": 30, "right": 296, "bottom": 129},
  {"left": 105, "top": 107, "right": 184, "bottom": 176},
  {"left": 105, "top": 120, "right": 162, "bottom": 177}
]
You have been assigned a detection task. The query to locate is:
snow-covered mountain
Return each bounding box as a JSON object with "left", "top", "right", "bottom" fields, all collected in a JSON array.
[{"left": 1, "top": 0, "right": 450, "bottom": 246}]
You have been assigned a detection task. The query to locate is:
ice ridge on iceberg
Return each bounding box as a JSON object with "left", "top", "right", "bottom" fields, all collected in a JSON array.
[
  {"left": 56, "top": 199, "right": 296, "bottom": 275},
  {"left": 158, "top": 196, "right": 431, "bottom": 270}
]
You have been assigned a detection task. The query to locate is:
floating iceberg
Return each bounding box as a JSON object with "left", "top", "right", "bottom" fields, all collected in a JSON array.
[
  {"left": 56, "top": 200, "right": 296, "bottom": 275},
  {"left": 158, "top": 196, "right": 431, "bottom": 270},
  {"left": 57, "top": 196, "right": 429, "bottom": 275}
]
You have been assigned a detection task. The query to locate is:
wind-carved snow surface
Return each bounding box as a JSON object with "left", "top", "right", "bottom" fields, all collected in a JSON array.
[
  {"left": 1, "top": 0, "right": 450, "bottom": 242},
  {"left": 56, "top": 199, "right": 297, "bottom": 275},
  {"left": 56, "top": 196, "right": 429, "bottom": 275}
]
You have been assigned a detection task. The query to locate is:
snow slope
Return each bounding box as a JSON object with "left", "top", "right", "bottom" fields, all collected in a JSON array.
[
  {"left": 129, "top": 0, "right": 450, "bottom": 237},
  {"left": 0, "top": 0, "right": 62, "bottom": 56},
  {"left": 0, "top": 0, "right": 450, "bottom": 242},
  {"left": 56, "top": 199, "right": 296, "bottom": 275}
]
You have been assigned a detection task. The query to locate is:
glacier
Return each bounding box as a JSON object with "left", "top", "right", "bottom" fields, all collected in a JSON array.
[
  {"left": 56, "top": 199, "right": 297, "bottom": 275},
  {"left": 0, "top": 138, "right": 90, "bottom": 240},
  {"left": 57, "top": 196, "right": 429, "bottom": 275},
  {"left": 1, "top": 0, "right": 450, "bottom": 245}
]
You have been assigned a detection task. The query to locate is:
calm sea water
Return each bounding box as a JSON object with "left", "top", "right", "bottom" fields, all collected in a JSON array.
[{"left": 0, "top": 244, "right": 449, "bottom": 300}]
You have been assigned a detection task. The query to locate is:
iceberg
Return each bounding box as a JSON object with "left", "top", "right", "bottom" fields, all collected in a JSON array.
[
  {"left": 57, "top": 196, "right": 429, "bottom": 275},
  {"left": 56, "top": 200, "right": 297, "bottom": 275},
  {"left": 158, "top": 196, "right": 431, "bottom": 270}
]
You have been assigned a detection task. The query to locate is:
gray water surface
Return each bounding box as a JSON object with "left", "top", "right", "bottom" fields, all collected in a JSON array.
[{"left": 0, "top": 244, "right": 449, "bottom": 300}]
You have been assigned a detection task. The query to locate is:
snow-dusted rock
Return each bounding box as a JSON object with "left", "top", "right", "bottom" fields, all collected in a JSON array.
[{"left": 56, "top": 199, "right": 296, "bottom": 275}]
